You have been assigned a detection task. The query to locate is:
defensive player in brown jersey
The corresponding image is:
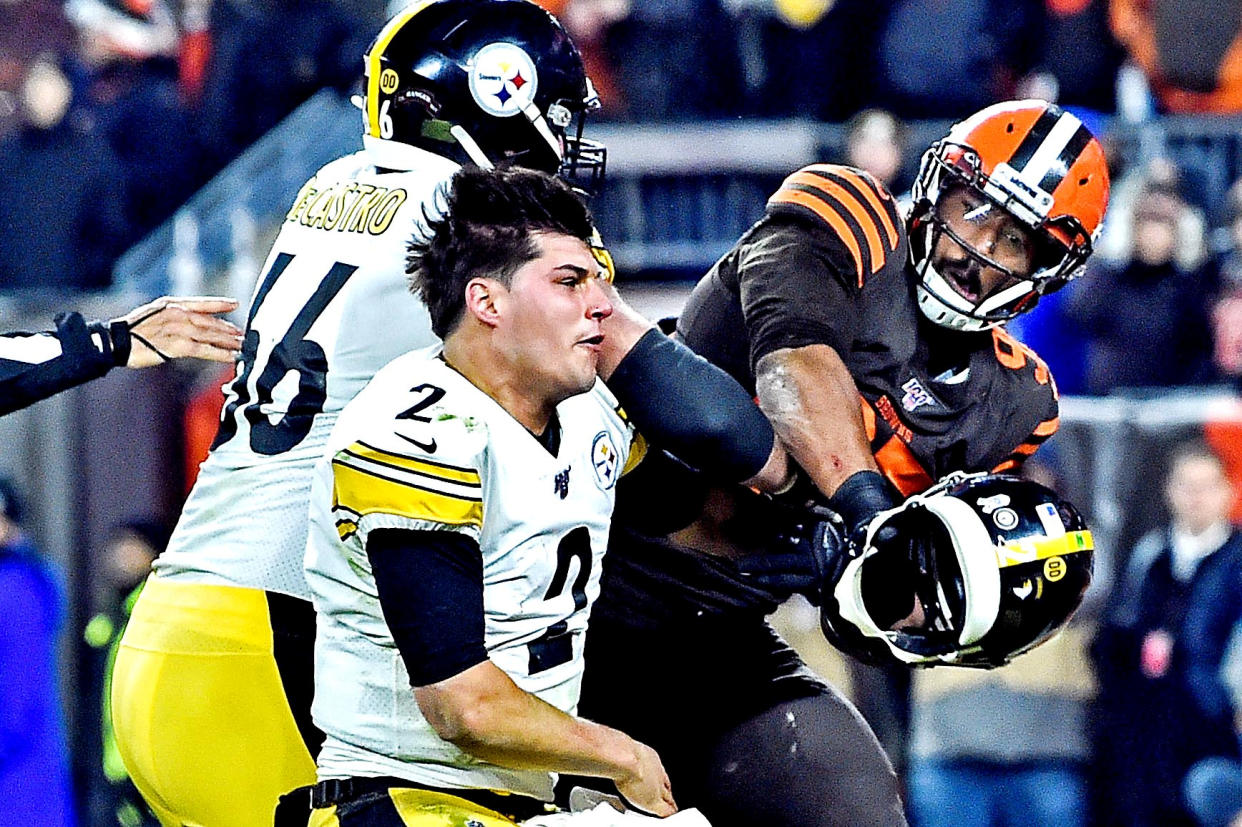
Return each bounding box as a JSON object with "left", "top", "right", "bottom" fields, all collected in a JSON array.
[{"left": 571, "top": 101, "right": 1111, "bottom": 826}]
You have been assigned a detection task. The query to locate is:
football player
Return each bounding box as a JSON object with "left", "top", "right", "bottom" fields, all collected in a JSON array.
[
  {"left": 110, "top": 3, "right": 615, "bottom": 824},
  {"left": 574, "top": 100, "right": 1111, "bottom": 827},
  {"left": 302, "top": 165, "right": 789, "bottom": 825},
  {"left": 0, "top": 296, "right": 241, "bottom": 415}
]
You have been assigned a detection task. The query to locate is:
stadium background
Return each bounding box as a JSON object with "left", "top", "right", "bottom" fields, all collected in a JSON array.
[{"left": 3, "top": 0, "right": 1242, "bottom": 823}]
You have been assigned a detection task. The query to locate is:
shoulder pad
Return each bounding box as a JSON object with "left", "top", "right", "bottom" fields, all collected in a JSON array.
[{"left": 766, "top": 164, "right": 904, "bottom": 287}]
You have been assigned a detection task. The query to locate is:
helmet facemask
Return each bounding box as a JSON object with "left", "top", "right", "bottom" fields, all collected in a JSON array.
[
  {"left": 910, "top": 139, "right": 1095, "bottom": 332},
  {"left": 822, "top": 472, "right": 1094, "bottom": 669},
  {"left": 831, "top": 489, "right": 1002, "bottom": 665}
]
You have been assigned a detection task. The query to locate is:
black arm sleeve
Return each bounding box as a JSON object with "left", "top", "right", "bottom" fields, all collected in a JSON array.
[
  {"left": 366, "top": 527, "right": 489, "bottom": 687},
  {"left": 0, "top": 312, "right": 131, "bottom": 416},
  {"left": 606, "top": 328, "right": 775, "bottom": 482}
]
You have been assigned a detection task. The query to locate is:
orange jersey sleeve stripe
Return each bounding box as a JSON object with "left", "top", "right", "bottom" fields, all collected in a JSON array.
[
  {"left": 1033, "top": 417, "right": 1060, "bottom": 437},
  {"left": 768, "top": 187, "right": 865, "bottom": 285},
  {"left": 786, "top": 171, "right": 888, "bottom": 278},
  {"left": 823, "top": 167, "right": 900, "bottom": 248}
]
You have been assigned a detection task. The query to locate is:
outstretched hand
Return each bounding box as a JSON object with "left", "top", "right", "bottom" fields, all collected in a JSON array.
[{"left": 115, "top": 296, "right": 243, "bottom": 368}]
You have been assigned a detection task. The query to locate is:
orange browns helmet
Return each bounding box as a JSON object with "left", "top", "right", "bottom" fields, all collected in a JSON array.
[{"left": 909, "top": 100, "right": 1111, "bottom": 332}]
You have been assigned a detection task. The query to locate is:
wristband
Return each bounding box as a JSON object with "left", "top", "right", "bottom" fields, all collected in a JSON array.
[{"left": 828, "top": 470, "right": 899, "bottom": 533}]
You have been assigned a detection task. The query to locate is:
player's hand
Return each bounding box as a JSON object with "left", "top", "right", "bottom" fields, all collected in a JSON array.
[
  {"left": 614, "top": 741, "right": 677, "bottom": 817},
  {"left": 115, "top": 296, "right": 243, "bottom": 368},
  {"left": 735, "top": 508, "right": 846, "bottom": 603}
]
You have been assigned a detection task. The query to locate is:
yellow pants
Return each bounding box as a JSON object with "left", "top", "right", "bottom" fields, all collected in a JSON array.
[
  {"left": 112, "top": 576, "right": 317, "bottom": 827},
  {"left": 311, "top": 787, "right": 522, "bottom": 826}
]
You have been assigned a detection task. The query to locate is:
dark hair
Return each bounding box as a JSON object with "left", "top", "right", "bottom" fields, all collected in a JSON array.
[
  {"left": 0, "top": 476, "right": 23, "bottom": 525},
  {"left": 408, "top": 166, "right": 595, "bottom": 338},
  {"left": 1167, "top": 437, "right": 1226, "bottom": 479}
]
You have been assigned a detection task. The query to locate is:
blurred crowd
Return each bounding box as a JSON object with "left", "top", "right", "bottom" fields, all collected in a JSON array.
[{"left": 3, "top": 0, "right": 1242, "bottom": 293}]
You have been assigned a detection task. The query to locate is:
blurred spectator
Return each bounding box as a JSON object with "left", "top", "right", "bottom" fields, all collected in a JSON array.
[
  {"left": 68, "top": 0, "right": 206, "bottom": 245},
  {"left": 84, "top": 519, "right": 169, "bottom": 827},
  {"left": 873, "top": 0, "right": 1044, "bottom": 120},
  {"left": 0, "top": 0, "right": 76, "bottom": 141},
  {"left": 726, "top": 0, "right": 885, "bottom": 120},
  {"left": 1095, "top": 155, "right": 1207, "bottom": 268},
  {"left": 1209, "top": 180, "right": 1242, "bottom": 385},
  {"left": 843, "top": 107, "right": 909, "bottom": 194},
  {"left": 1090, "top": 439, "right": 1242, "bottom": 827},
  {"left": 536, "top": 0, "right": 629, "bottom": 117},
  {"left": 197, "top": 0, "right": 368, "bottom": 169},
  {"left": 0, "top": 476, "right": 77, "bottom": 826},
  {"left": 1110, "top": 0, "right": 1242, "bottom": 114},
  {"left": 0, "top": 54, "right": 128, "bottom": 291},
  {"left": 1179, "top": 499, "right": 1242, "bottom": 827},
  {"left": 1068, "top": 180, "right": 1217, "bottom": 394},
  {"left": 905, "top": 460, "right": 1097, "bottom": 827},
  {"left": 1023, "top": 0, "right": 1124, "bottom": 114},
  {"left": 602, "top": 0, "right": 741, "bottom": 120}
]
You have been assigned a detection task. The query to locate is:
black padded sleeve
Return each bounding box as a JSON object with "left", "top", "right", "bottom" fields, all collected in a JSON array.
[
  {"left": 0, "top": 312, "right": 128, "bottom": 416},
  {"left": 367, "top": 527, "right": 489, "bottom": 687},
  {"left": 606, "top": 328, "right": 775, "bottom": 482}
]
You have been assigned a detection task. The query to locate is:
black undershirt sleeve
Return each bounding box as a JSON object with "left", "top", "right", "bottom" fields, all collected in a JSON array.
[
  {"left": 606, "top": 328, "right": 775, "bottom": 482},
  {"left": 0, "top": 312, "right": 129, "bottom": 416},
  {"left": 736, "top": 218, "right": 862, "bottom": 367},
  {"left": 367, "top": 527, "right": 488, "bottom": 687}
]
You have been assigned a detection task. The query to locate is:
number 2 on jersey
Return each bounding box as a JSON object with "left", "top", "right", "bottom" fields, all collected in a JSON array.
[{"left": 212, "top": 253, "right": 358, "bottom": 455}]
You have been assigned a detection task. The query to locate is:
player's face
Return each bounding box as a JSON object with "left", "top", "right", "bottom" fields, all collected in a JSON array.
[
  {"left": 931, "top": 185, "right": 1039, "bottom": 305},
  {"left": 500, "top": 231, "right": 613, "bottom": 403}
]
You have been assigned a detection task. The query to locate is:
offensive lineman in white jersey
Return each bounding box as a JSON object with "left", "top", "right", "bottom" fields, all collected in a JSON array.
[
  {"left": 111, "top": 3, "right": 612, "bottom": 824},
  {"left": 303, "top": 166, "right": 788, "bottom": 826}
]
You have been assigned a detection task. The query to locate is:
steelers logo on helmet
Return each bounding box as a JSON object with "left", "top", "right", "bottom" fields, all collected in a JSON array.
[
  {"left": 591, "top": 431, "right": 620, "bottom": 490},
  {"left": 468, "top": 42, "right": 539, "bottom": 118}
]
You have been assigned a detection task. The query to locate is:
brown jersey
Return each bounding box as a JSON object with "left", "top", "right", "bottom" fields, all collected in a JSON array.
[
  {"left": 594, "top": 163, "right": 1059, "bottom": 619},
  {"left": 678, "top": 162, "right": 1059, "bottom": 493}
]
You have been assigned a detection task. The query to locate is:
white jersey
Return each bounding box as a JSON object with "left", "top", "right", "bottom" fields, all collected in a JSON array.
[
  {"left": 305, "top": 349, "right": 636, "bottom": 800},
  {"left": 155, "top": 141, "right": 459, "bottom": 598}
]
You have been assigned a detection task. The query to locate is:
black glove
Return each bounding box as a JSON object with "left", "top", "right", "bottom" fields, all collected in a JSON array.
[{"left": 735, "top": 505, "right": 846, "bottom": 603}]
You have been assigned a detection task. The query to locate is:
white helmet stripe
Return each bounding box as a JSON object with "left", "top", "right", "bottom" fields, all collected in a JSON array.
[
  {"left": 520, "top": 99, "right": 564, "bottom": 163},
  {"left": 1015, "top": 111, "right": 1083, "bottom": 193}
]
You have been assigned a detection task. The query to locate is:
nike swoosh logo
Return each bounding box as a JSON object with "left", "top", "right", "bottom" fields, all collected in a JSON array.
[{"left": 396, "top": 432, "right": 437, "bottom": 453}]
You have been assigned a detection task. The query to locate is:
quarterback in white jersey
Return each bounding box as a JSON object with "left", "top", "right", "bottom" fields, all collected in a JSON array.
[
  {"left": 306, "top": 353, "right": 635, "bottom": 799},
  {"left": 300, "top": 167, "right": 787, "bottom": 826},
  {"left": 111, "top": 3, "right": 610, "bottom": 825}
]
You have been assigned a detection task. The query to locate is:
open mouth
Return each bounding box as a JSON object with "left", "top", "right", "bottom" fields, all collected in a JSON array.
[{"left": 943, "top": 267, "right": 982, "bottom": 303}]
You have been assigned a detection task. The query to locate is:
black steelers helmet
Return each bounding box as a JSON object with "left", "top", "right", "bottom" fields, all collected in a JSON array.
[
  {"left": 361, "top": 0, "right": 605, "bottom": 191},
  {"left": 821, "top": 472, "right": 1093, "bottom": 669}
]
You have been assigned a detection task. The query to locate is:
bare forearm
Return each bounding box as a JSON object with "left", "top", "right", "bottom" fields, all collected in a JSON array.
[
  {"left": 755, "top": 344, "right": 877, "bottom": 498},
  {"left": 416, "top": 662, "right": 643, "bottom": 782}
]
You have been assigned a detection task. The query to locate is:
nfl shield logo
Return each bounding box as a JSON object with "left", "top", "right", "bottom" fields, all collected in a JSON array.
[{"left": 900, "top": 377, "right": 935, "bottom": 411}]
